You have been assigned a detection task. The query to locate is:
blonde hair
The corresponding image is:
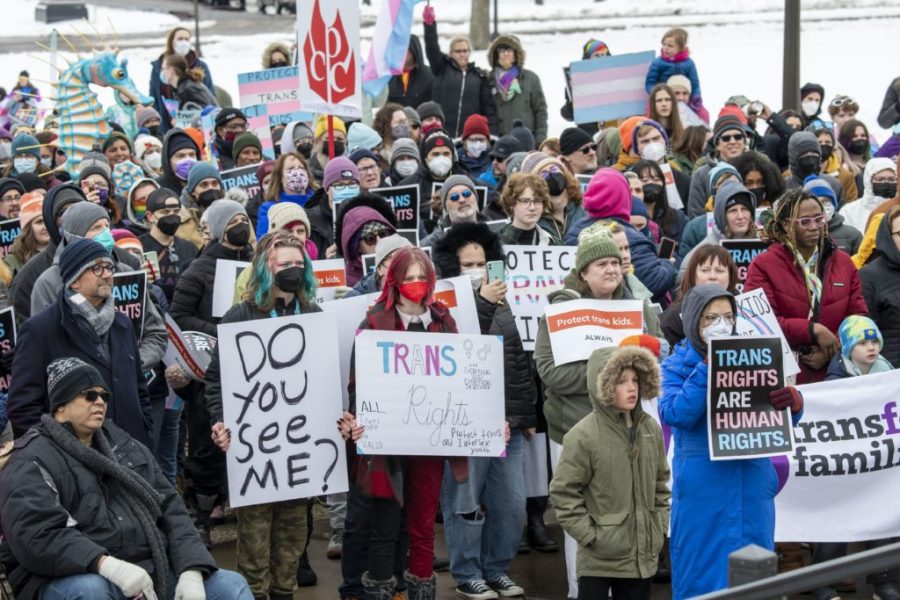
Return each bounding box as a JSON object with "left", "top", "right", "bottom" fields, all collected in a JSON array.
[{"left": 662, "top": 27, "right": 688, "bottom": 49}]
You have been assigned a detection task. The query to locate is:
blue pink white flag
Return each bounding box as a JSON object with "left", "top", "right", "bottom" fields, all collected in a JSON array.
[
  {"left": 362, "top": 0, "right": 425, "bottom": 97},
  {"left": 571, "top": 50, "right": 655, "bottom": 124}
]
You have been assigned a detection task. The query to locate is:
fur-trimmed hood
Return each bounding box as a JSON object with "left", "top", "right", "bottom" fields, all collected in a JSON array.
[
  {"left": 262, "top": 41, "right": 293, "bottom": 69},
  {"left": 587, "top": 346, "right": 660, "bottom": 410},
  {"left": 432, "top": 221, "right": 504, "bottom": 278},
  {"left": 487, "top": 34, "right": 526, "bottom": 70}
]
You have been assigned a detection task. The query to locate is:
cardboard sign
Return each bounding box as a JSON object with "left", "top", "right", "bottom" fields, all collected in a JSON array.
[
  {"left": 163, "top": 314, "right": 215, "bottom": 382},
  {"left": 571, "top": 50, "right": 654, "bottom": 123},
  {"left": 503, "top": 245, "right": 577, "bottom": 350},
  {"left": 0, "top": 306, "right": 16, "bottom": 393},
  {"left": 0, "top": 218, "right": 21, "bottom": 258},
  {"left": 212, "top": 260, "right": 250, "bottom": 318},
  {"left": 220, "top": 164, "right": 264, "bottom": 204},
  {"left": 354, "top": 330, "right": 506, "bottom": 456},
  {"left": 734, "top": 288, "right": 801, "bottom": 377},
  {"left": 430, "top": 182, "right": 487, "bottom": 218},
  {"left": 720, "top": 239, "right": 770, "bottom": 293},
  {"left": 112, "top": 271, "right": 147, "bottom": 340},
  {"left": 219, "top": 311, "right": 349, "bottom": 507},
  {"left": 707, "top": 336, "right": 790, "bottom": 460},
  {"left": 312, "top": 258, "right": 347, "bottom": 303},
  {"left": 544, "top": 299, "right": 644, "bottom": 365}
]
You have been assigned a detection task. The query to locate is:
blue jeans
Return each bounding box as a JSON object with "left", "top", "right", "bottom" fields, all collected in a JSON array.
[
  {"left": 38, "top": 568, "right": 252, "bottom": 600},
  {"left": 441, "top": 430, "right": 526, "bottom": 584},
  {"left": 152, "top": 398, "right": 182, "bottom": 485}
]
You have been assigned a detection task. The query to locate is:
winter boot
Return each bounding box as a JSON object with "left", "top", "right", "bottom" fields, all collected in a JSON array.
[
  {"left": 526, "top": 512, "right": 558, "bottom": 553},
  {"left": 362, "top": 572, "right": 396, "bottom": 600},
  {"left": 404, "top": 570, "right": 437, "bottom": 600},
  {"left": 296, "top": 550, "right": 317, "bottom": 587},
  {"left": 874, "top": 582, "right": 900, "bottom": 600},
  {"left": 188, "top": 492, "right": 217, "bottom": 549}
]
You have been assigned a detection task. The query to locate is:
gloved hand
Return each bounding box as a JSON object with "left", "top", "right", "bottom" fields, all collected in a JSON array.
[
  {"left": 423, "top": 5, "right": 435, "bottom": 25},
  {"left": 0, "top": 347, "right": 15, "bottom": 378},
  {"left": 175, "top": 569, "right": 206, "bottom": 600},
  {"left": 619, "top": 334, "right": 661, "bottom": 358},
  {"left": 98, "top": 555, "right": 157, "bottom": 600},
  {"left": 332, "top": 286, "right": 352, "bottom": 300},
  {"left": 769, "top": 386, "right": 803, "bottom": 414}
]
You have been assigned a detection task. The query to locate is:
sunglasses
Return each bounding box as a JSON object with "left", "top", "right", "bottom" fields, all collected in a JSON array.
[
  {"left": 794, "top": 214, "right": 827, "bottom": 228},
  {"left": 90, "top": 263, "right": 116, "bottom": 277},
  {"left": 448, "top": 190, "right": 474, "bottom": 202},
  {"left": 82, "top": 390, "right": 111, "bottom": 403},
  {"left": 579, "top": 144, "right": 598, "bottom": 155},
  {"left": 361, "top": 231, "right": 391, "bottom": 245},
  {"left": 830, "top": 95, "right": 856, "bottom": 108},
  {"left": 719, "top": 133, "right": 745, "bottom": 143}
]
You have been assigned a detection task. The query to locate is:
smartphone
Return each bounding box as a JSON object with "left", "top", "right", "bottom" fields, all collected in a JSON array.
[
  {"left": 658, "top": 237, "right": 677, "bottom": 260},
  {"left": 142, "top": 251, "right": 160, "bottom": 277},
  {"left": 487, "top": 260, "right": 505, "bottom": 284}
]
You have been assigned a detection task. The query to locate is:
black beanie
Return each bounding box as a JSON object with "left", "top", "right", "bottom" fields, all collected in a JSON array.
[
  {"left": 419, "top": 128, "right": 455, "bottom": 161},
  {"left": 47, "top": 357, "right": 107, "bottom": 412},
  {"left": 559, "top": 127, "right": 594, "bottom": 156}
]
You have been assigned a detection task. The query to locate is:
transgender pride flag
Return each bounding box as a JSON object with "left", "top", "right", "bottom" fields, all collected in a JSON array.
[
  {"left": 571, "top": 50, "right": 655, "bottom": 124},
  {"left": 362, "top": 0, "right": 425, "bottom": 97}
]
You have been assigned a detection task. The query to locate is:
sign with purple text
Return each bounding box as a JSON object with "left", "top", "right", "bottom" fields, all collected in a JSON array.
[
  {"left": 707, "top": 336, "right": 790, "bottom": 460},
  {"left": 354, "top": 330, "right": 505, "bottom": 457}
]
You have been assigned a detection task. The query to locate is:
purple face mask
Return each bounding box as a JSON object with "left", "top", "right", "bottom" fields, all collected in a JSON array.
[
  {"left": 97, "top": 188, "right": 109, "bottom": 205},
  {"left": 174, "top": 158, "right": 196, "bottom": 180}
]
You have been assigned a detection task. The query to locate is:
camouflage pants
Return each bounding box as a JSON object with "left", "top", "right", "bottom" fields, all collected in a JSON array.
[{"left": 236, "top": 498, "right": 308, "bottom": 596}]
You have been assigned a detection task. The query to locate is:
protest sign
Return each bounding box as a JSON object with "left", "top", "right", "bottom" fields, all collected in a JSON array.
[
  {"left": 296, "top": 0, "right": 362, "bottom": 119},
  {"left": 241, "top": 104, "right": 277, "bottom": 160},
  {"left": 721, "top": 239, "right": 770, "bottom": 292},
  {"left": 212, "top": 259, "right": 250, "bottom": 318},
  {"left": 503, "top": 245, "right": 576, "bottom": 350},
  {"left": 544, "top": 299, "right": 644, "bottom": 365},
  {"left": 658, "top": 162, "right": 683, "bottom": 210},
  {"left": 220, "top": 164, "right": 263, "bottom": 204},
  {"left": 431, "top": 182, "right": 487, "bottom": 217},
  {"left": 219, "top": 311, "right": 348, "bottom": 507},
  {"left": 361, "top": 253, "right": 377, "bottom": 276},
  {"left": 238, "top": 66, "right": 302, "bottom": 119},
  {"left": 312, "top": 258, "right": 347, "bottom": 303},
  {"left": 775, "top": 369, "right": 900, "bottom": 541},
  {"left": 354, "top": 330, "right": 506, "bottom": 456},
  {"left": 0, "top": 306, "right": 15, "bottom": 393},
  {"left": 734, "top": 288, "right": 801, "bottom": 376},
  {"left": 0, "top": 218, "right": 21, "bottom": 258},
  {"left": 200, "top": 108, "right": 220, "bottom": 162},
  {"left": 433, "top": 276, "right": 479, "bottom": 336},
  {"left": 174, "top": 109, "right": 201, "bottom": 129},
  {"left": 371, "top": 184, "right": 420, "bottom": 239},
  {"left": 575, "top": 174, "right": 591, "bottom": 193},
  {"left": 163, "top": 314, "right": 214, "bottom": 382},
  {"left": 707, "top": 336, "right": 789, "bottom": 460},
  {"left": 571, "top": 50, "right": 655, "bottom": 124},
  {"left": 112, "top": 271, "right": 147, "bottom": 339}
]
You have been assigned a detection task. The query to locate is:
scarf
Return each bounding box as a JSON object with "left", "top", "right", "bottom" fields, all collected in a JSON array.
[
  {"left": 493, "top": 66, "right": 521, "bottom": 101},
  {"left": 40, "top": 415, "right": 168, "bottom": 596},
  {"left": 790, "top": 245, "right": 823, "bottom": 317},
  {"left": 660, "top": 48, "right": 690, "bottom": 63},
  {"left": 67, "top": 291, "right": 117, "bottom": 337}
]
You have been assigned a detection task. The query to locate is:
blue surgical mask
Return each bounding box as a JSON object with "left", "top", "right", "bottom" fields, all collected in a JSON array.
[
  {"left": 93, "top": 227, "right": 115, "bottom": 253},
  {"left": 332, "top": 184, "right": 360, "bottom": 205},
  {"left": 14, "top": 157, "right": 36, "bottom": 174}
]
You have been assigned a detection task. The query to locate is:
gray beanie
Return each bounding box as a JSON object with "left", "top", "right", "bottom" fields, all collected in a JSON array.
[
  {"left": 390, "top": 138, "right": 420, "bottom": 164},
  {"left": 206, "top": 199, "right": 247, "bottom": 242},
  {"left": 440, "top": 174, "right": 477, "bottom": 210},
  {"left": 375, "top": 234, "right": 412, "bottom": 268},
  {"left": 61, "top": 201, "right": 109, "bottom": 238},
  {"left": 403, "top": 106, "right": 422, "bottom": 126}
]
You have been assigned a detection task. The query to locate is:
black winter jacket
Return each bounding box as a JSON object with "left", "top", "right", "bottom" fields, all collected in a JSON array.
[
  {"left": 859, "top": 214, "right": 900, "bottom": 367},
  {"left": 10, "top": 244, "right": 53, "bottom": 324},
  {"left": 170, "top": 242, "right": 253, "bottom": 337},
  {"left": 387, "top": 35, "right": 433, "bottom": 109},
  {"left": 0, "top": 421, "right": 216, "bottom": 600},
  {"left": 304, "top": 188, "right": 335, "bottom": 258}
]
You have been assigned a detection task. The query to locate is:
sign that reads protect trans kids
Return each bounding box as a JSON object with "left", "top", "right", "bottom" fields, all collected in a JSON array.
[
  {"left": 707, "top": 336, "right": 790, "bottom": 461},
  {"left": 311, "top": 258, "right": 347, "bottom": 303},
  {"left": 544, "top": 299, "right": 644, "bottom": 365}
]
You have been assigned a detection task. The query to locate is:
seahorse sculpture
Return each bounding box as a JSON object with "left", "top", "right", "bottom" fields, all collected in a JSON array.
[
  {"left": 56, "top": 50, "right": 151, "bottom": 178},
  {"left": 105, "top": 90, "right": 140, "bottom": 140}
]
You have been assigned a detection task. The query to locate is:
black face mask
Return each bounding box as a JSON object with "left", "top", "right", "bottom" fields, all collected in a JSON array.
[
  {"left": 332, "top": 141, "right": 345, "bottom": 156},
  {"left": 642, "top": 183, "right": 665, "bottom": 206},
  {"left": 274, "top": 266, "right": 304, "bottom": 292},
  {"left": 146, "top": 125, "right": 162, "bottom": 139},
  {"left": 297, "top": 143, "right": 313, "bottom": 159},
  {"left": 849, "top": 139, "right": 869, "bottom": 155},
  {"left": 197, "top": 188, "right": 224, "bottom": 208},
  {"left": 749, "top": 187, "right": 767, "bottom": 205},
  {"left": 155, "top": 214, "right": 181, "bottom": 236},
  {"left": 225, "top": 222, "right": 250, "bottom": 247},
  {"left": 270, "top": 61, "right": 289, "bottom": 69},
  {"left": 795, "top": 156, "right": 821, "bottom": 180},
  {"left": 872, "top": 182, "right": 897, "bottom": 199},
  {"left": 819, "top": 144, "right": 833, "bottom": 161},
  {"left": 545, "top": 172, "right": 567, "bottom": 196}
]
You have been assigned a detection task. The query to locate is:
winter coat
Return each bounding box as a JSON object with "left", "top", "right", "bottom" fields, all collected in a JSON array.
[
  {"left": 423, "top": 21, "right": 498, "bottom": 138},
  {"left": 877, "top": 76, "right": 900, "bottom": 130},
  {"left": 255, "top": 192, "right": 313, "bottom": 239},
  {"left": 149, "top": 52, "right": 215, "bottom": 135},
  {"left": 139, "top": 232, "right": 200, "bottom": 303},
  {"left": 261, "top": 41, "right": 291, "bottom": 69},
  {"left": 304, "top": 188, "right": 334, "bottom": 257},
  {"left": 744, "top": 240, "right": 868, "bottom": 384},
  {"left": 456, "top": 141, "right": 492, "bottom": 180},
  {"left": 486, "top": 35, "right": 548, "bottom": 143},
  {"left": 839, "top": 158, "right": 897, "bottom": 233},
  {"left": 173, "top": 76, "right": 218, "bottom": 110},
  {"left": 170, "top": 242, "right": 254, "bottom": 337},
  {"left": 550, "top": 347, "right": 669, "bottom": 580},
  {"left": 859, "top": 214, "right": 900, "bottom": 367},
  {"left": 645, "top": 51, "right": 701, "bottom": 99},
  {"left": 386, "top": 35, "right": 433, "bottom": 109},
  {"left": 345, "top": 270, "right": 379, "bottom": 299},
  {"left": 827, "top": 213, "right": 862, "bottom": 256},
  {"left": 9, "top": 245, "right": 53, "bottom": 324},
  {"left": 335, "top": 195, "right": 398, "bottom": 287},
  {"left": 0, "top": 420, "right": 215, "bottom": 600},
  {"left": 499, "top": 223, "right": 558, "bottom": 246},
  {"left": 538, "top": 200, "right": 586, "bottom": 243},
  {"left": 534, "top": 281, "right": 662, "bottom": 444},
  {"left": 676, "top": 214, "right": 706, "bottom": 264},
  {"left": 7, "top": 290, "right": 152, "bottom": 446},
  {"left": 686, "top": 161, "right": 714, "bottom": 219}
]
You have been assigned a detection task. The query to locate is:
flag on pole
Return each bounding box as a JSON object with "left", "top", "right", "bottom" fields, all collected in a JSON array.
[
  {"left": 362, "top": 0, "right": 425, "bottom": 98},
  {"left": 571, "top": 50, "right": 655, "bottom": 124}
]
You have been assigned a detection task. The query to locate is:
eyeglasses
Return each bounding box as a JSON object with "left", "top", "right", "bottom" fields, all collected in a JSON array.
[
  {"left": 794, "top": 214, "right": 827, "bottom": 229},
  {"left": 90, "top": 263, "right": 115, "bottom": 277},
  {"left": 448, "top": 190, "right": 474, "bottom": 202},
  {"left": 579, "top": 144, "right": 597, "bottom": 155},
  {"left": 82, "top": 390, "right": 111, "bottom": 403},
  {"left": 221, "top": 122, "right": 247, "bottom": 133},
  {"left": 516, "top": 197, "right": 540, "bottom": 207},
  {"left": 331, "top": 183, "right": 358, "bottom": 192},
  {"left": 719, "top": 133, "right": 745, "bottom": 143},
  {"left": 361, "top": 230, "right": 392, "bottom": 245},
  {"left": 0, "top": 193, "right": 21, "bottom": 203},
  {"left": 702, "top": 313, "right": 735, "bottom": 326},
  {"left": 357, "top": 164, "right": 379, "bottom": 174}
]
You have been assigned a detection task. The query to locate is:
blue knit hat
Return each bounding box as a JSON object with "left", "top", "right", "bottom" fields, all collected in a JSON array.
[
  {"left": 60, "top": 238, "right": 112, "bottom": 289},
  {"left": 631, "top": 197, "right": 650, "bottom": 219},
  {"left": 802, "top": 175, "right": 837, "bottom": 208},
  {"left": 11, "top": 133, "right": 41, "bottom": 159},
  {"left": 186, "top": 161, "right": 222, "bottom": 195},
  {"left": 708, "top": 162, "right": 741, "bottom": 191},
  {"left": 347, "top": 122, "right": 382, "bottom": 154},
  {"left": 839, "top": 315, "right": 883, "bottom": 358}
]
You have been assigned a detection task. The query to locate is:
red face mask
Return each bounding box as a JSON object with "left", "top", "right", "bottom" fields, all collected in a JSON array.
[{"left": 398, "top": 281, "right": 429, "bottom": 304}]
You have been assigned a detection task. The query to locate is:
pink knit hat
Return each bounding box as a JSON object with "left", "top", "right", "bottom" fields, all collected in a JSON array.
[{"left": 581, "top": 168, "right": 632, "bottom": 221}]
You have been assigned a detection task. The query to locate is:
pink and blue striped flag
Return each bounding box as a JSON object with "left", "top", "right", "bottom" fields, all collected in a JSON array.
[
  {"left": 362, "top": 0, "right": 425, "bottom": 97},
  {"left": 571, "top": 50, "right": 655, "bottom": 124}
]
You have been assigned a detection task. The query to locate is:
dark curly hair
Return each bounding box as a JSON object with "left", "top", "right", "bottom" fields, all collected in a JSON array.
[
  {"left": 432, "top": 221, "right": 504, "bottom": 278},
  {"left": 729, "top": 151, "right": 785, "bottom": 207}
]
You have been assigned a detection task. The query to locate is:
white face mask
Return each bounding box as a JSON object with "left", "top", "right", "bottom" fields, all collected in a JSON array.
[
  {"left": 395, "top": 158, "right": 418, "bottom": 178},
  {"left": 173, "top": 40, "right": 191, "bottom": 56},
  {"left": 702, "top": 321, "right": 733, "bottom": 341},
  {"left": 461, "top": 268, "right": 485, "bottom": 290},
  {"left": 801, "top": 100, "right": 820, "bottom": 117},
  {"left": 428, "top": 155, "right": 452, "bottom": 178},
  {"left": 640, "top": 141, "right": 667, "bottom": 163},
  {"left": 144, "top": 152, "right": 162, "bottom": 170},
  {"left": 823, "top": 200, "right": 835, "bottom": 221},
  {"left": 465, "top": 140, "right": 488, "bottom": 158}
]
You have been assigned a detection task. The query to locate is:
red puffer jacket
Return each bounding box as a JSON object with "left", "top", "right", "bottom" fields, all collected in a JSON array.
[{"left": 744, "top": 240, "right": 867, "bottom": 384}]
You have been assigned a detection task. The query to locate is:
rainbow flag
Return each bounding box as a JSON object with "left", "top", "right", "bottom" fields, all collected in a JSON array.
[
  {"left": 571, "top": 50, "right": 655, "bottom": 124},
  {"left": 362, "top": 0, "right": 425, "bottom": 97}
]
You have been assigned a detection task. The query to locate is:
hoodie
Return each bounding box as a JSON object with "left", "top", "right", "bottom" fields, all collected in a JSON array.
[
  {"left": 839, "top": 157, "right": 897, "bottom": 233},
  {"left": 386, "top": 34, "right": 434, "bottom": 109},
  {"left": 681, "top": 283, "right": 736, "bottom": 356},
  {"left": 154, "top": 128, "right": 200, "bottom": 196}
]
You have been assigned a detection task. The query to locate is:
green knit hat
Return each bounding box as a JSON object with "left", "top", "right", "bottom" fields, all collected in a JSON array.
[
  {"left": 575, "top": 222, "right": 622, "bottom": 273},
  {"left": 231, "top": 132, "right": 262, "bottom": 161}
]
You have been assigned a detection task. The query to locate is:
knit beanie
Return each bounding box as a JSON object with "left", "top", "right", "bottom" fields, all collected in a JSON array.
[
  {"left": 0, "top": 178, "right": 24, "bottom": 200},
  {"left": 322, "top": 157, "right": 360, "bottom": 190},
  {"left": 61, "top": 201, "right": 109, "bottom": 238},
  {"left": 788, "top": 131, "right": 821, "bottom": 166},
  {"left": 78, "top": 163, "right": 112, "bottom": 190},
  {"left": 631, "top": 197, "right": 650, "bottom": 219},
  {"left": 462, "top": 114, "right": 490, "bottom": 140},
  {"left": 630, "top": 120, "right": 669, "bottom": 155},
  {"left": 403, "top": 106, "right": 422, "bottom": 127},
  {"left": 716, "top": 181, "right": 756, "bottom": 219},
  {"left": 666, "top": 74, "right": 691, "bottom": 95},
  {"left": 390, "top": 138, "right": 420, "bottom": 164},
  {"left": 839, "top": 315, "right": 883, "bottom": 359},
  {"left": 582, "top": 168, "right": 631, "bottom": 221},
  {"left": 559, "top": 127, "right": 593, "bottom": 156},
  {"left": 215, "top": 107, "right": 247, "bottom": 129},
  {"left": 44, "top": 184, "right": 87, "bottom": 245},
  {"left": 268, "top": 201, "right": 310, "bottom": 234},
  {"left": 803, "top": 175, "right": 837, "bottom": 208},
  {"left": 11, "top": 133, "right": 40, "bottom": 159},
  {"left": 313, "top": 114, "right": 347, "bottom": 138},
  {"left": 708, "top": 162, "right": 741, "bottom": 190},
  {"left": 15, "top": 172, "right": 46, "bottom": 193},
  {"left": 185, "top": 161, "right": 222, "bottom": 195},
  {"left": 575, "top": 223, "right": 622, "bottom": 273},
  {"left": 18, "top": 192, "right": 43, "bottom": 230},
  {"left": 133, "top": 134, "right": 162, "bottom": 161},
  {"left": 440, "top": 174, "right": 477, "bottom": 210},
  {"left": 416, "top": 101, "right": 445, "bottom": 123},
  {"left": 102, "top": 131, "right": 133, "bottom": 155},
  {"left": 375, "top": 233, "right": 412, "bottom": 268},
  {"left": 800, "top": 82, "right": 825, "bottom": 102},
  {"left": 112, "top": 228, "right": 142, "bottom": 253},
  {"left": 47, "top": 357, "right": 107, "bottom": 412},
  {"left": 231, "top": 132, "right": 262, "bottom": 161},
  {"left": 135, "top": 106, "right": 162, "bottom": 129},
  {"left": 206, "top": 199, "right": 247, "bottom": 242},
  {"left": 718, "top": 105, "right": 748, "bottom": 126},
  {"left": 520, "top": 151, "right": 551, "bottom": 175},
  {"left": 509, "top": 119, "right": 536, "bottom": 152},
  {"left": 419, "top": 128, "right": 455, "bottom": 161},
  {"left": 256, "top": 160, "right": 276, "bottom": 187},
  {"left": 506, "top": 152, "right": 527, "bottom": 175},
  {"left": 349, "top": 148, "right": 380, "bottom": 166},
  {"left": 618, "top": 116, "right": 645, "bottom": 153},
  {"left": 60, "top": 237, "right": 111, "bottom": 289},
  {"left": 713, "top": 114, "right": 745, "bottom": 143},
  {"left": 166, "top": 130, "right": 199, "bottom": 159},
  {"left": 347, "top": 122, "right": 382, "bottom": 154}
]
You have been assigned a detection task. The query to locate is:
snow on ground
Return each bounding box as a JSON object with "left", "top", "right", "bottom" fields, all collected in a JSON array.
[
  {"left": 7, "top": 1, "right": 204, "bottom": 37},
  {"left": 0, "top": 0, "right": 897, "bottom": 142}
]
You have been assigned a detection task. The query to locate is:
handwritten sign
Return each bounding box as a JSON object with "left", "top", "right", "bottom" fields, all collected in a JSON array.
[
  {"left": 503, "top": 245, "right": 576, "bottom": 350},
  {"left": 312, "top": 258, "right": 347, "bottom": 303},
  {"left": 735, "top": 288, "right": 801, "bottom": 377},
  {"left": 0, "top": 307, "right": 15, "bottom": 393},
  {"left": 112, "top": 271, "right": 147, "bottom": 339},
  {"left": 0, "top": 218, "right": 21, "bottom": 258},
  {"left": 544, "top": 298, "right": 644, "bottom": 365},
  {"left": 174, "top": 109, "right": 201, "bottom": 129},
  {"left": 219, "top": 311, "right": 348, "bottom": 507},
  {"left": 707, "top": 336, "right": 790, "bottom": 460},
  {"left": 354, "top": 329, "right": 506, "bottom": 456},
  {"left": 220, "top": 164, "right": 263, "bottom": 205},
  {"left": 212, "top": 259, "right": 250, "bottom": 318},
  {"left": 371, "top": 184, "right": 420, "bottom": 242}
]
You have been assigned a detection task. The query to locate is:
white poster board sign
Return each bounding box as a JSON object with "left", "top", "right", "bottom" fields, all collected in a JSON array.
[
  {"left": 544, "top": 299, "right": 644, "bottom": 365},
  {"left": 218, "top": 311, "right": 348, "bottom": 507},
  {"left": 212, "top": 259, "right": 250, "bottom": 318},
  {"left": 354, "top": 329, "right": 506, "bottom": 457},
  {"left": 312, "top": 258, "right": 347, "bottom": 303},
  {"left": 735, "top": 288, "right": 801, "bottom": 376}
]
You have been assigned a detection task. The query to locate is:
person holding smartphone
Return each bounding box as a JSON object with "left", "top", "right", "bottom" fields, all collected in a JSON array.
[{"left": 499, "top": 172, "right": 560, "bottom": 246}]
